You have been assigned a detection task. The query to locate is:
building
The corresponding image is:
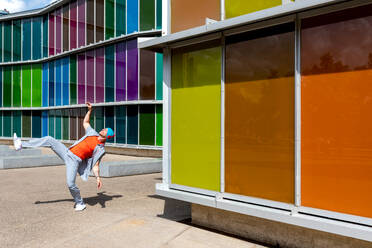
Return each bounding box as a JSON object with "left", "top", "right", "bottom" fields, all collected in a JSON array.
[
  {"left": 140, "top": 0, "right": 372, "bottom": 246},
  {"left": 0, "top": 0, "right": 163, "bottom": 155}
]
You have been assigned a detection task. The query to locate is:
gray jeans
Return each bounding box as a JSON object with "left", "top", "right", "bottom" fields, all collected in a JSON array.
[{"left": 23, "top": 136, "right": 84, "bottom": 205}]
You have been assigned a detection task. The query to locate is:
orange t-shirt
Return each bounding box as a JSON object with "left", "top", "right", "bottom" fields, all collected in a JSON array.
[{"left": 70, "top": 136, "right": 103, "bottom": 160}]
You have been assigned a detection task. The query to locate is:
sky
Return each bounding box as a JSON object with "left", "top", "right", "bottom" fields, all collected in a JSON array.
[{"left": 0, "top": 0, "right": 55, "bottom": 13}]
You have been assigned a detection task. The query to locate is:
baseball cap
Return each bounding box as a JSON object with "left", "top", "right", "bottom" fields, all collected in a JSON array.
[{"left": 106, "top": 128, "right": 115, "bottom": 140}]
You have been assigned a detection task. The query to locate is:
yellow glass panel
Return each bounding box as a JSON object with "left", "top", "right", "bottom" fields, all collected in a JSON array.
[
  {"left": 226, "top": 0, "right": 282, "bottom": 19},
  {"left": 171, "top": 42, "right": 221, "bottom": 191}
]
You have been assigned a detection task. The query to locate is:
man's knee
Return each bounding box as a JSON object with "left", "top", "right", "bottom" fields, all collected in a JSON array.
[{"left": 67, "top": 181, "right": 77, "bottom": 190}]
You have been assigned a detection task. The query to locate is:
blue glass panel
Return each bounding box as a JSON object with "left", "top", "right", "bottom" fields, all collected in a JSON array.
[
  {"left": 22, "top": 19, "right": 32, "bottom": 61},
  {"left": 42, "top": 111, "right": 48, "bottom": 136},
  {"left": 55, "top": 59, "right": 62, "bottom": 106},
  {"left": 32, "top": 110, "right": 42, "bottom": 138},
  {"left": 42, "top": 63, "right": 48, "bottom": 107},
  {"left": 127, "top": 0, "right": 138, "bottom": 34},
  {"left": 49, "top": 61, "right": 55, "bottom": 106},
  {"left": 32, "top": 17, "right": 42, "bottom": 60},
  {"left": 62, "top": 57, "right": 69, "bottom": 105}
]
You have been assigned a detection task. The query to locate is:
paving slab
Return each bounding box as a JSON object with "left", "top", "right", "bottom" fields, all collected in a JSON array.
[{"left": 0, "top": 167, "right": 267, "bottom": 248}]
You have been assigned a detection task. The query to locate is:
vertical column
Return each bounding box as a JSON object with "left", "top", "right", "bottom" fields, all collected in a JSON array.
[
  {"left": 32, "top": 17, "right": 42, "bottom": 60},
  {"left": 96, "top": 0, "right": 105, "bottom": 42},
  {"left": 105, "top": 45, "right": 115, "bottom": 102},
  {"left": 21, "top": 65, "right": 31, "bottom": 107},
  {"left": 22, "top": 19, "right": 32, "bottom": 61},
  {"left": 127, "top": 0, "right": 138, "bottom": 34},
  {"left": 105, "top": 106, "right": 115, "bottom": 143},
  {"left": 13, "top": 20, "right": 21, "bottom": 61},
  {"left": 156, "top": 0, "right": 162, "bottom": 29},
  {"left": 77, "top": 53, "right": 86, "bottom": 104},
  {"left": 115, "top": 105, "right": 126, "bottom": 143},
  {"left": 87, "top": 0, "right": 95, "bottom": 45},
  {"left": 4, "top": 21, "right": 11, "bottom": 62},
  {"left": 56, "top": 8, "right": 62, "bottom": 54},
  {"left": 0, "top": 23, "right": 2, "bottom": 62},
  {"left": 69, "top": 108, "right": 77, "bottom": 140},
  {"left": 3, "top": 111, "right": 11, "bottom": 137},
  {"left": 42, "top": 111, "right": 48, "bottom": 137},
  {"left": 12, "top": 65, "right": 21, "bottom": 107},
  {"left": 116, "top": 42, "right": 126, "bottom": 101},
  {"left": 49, "top": 110, "right": 55, "bottom": 138},
  {"left": 3, "top": 66, "right": 11, "bottom": 107},
  {"left": 62, "top": 109, "right": 69, "bottom": 140},
  {"left": 70, "top": 0, "right": 77, "bottom": 50},
  {"left": 49, "top": 61, "right": 55, "bottom": 106},
  {"left": 32, "top": 64, "right": 42, "bottom": 107},
  {"left": 62, "top": 57, "right": 70, "bottom": 105},
  {"left": 42, "top": 63, "right": 48, "bottom": 107},
  {"left": 95, "top": 48, "right": 105, "bottom": 103},
  {"left": 70, "top": 55, "right": 77, "bottom": 104},
  {"left": 139, "top": 104, "right": 155, "bottom": 145},
  {"left": 42, "top": 15, "right": 48, "bottom": 58},
  {"left": 156, "top": 105, "right": 163, "bottom": 146},
  {"left": 63, "top": 4, "right": 69, "bottom": 52},
  {"left": 32, "top": 111, "right": 42, "bottom": 138},
  {"left": 55, "top": 110, "right": 62, "bottom": 139},
  {"left": 0, "top": 68, "right": 2, "bottom": 107},
  {"left": 127, "top": 105, "right": 138, "bottom": 144},
  {"left": 127, "top": 39, "right": 138, "bottom": 100},
  {"left": 140, "top": 0, "right": 155, "bottom": 31},
  {"left": 49, "top": 12, "right": 55, "bottom": 56},
  {"left": 116, "top": 0, "right": 126, "bottom": 36},
  {"left": 105, "top": 0, "right": 115, "bottom": 39},
  {"left": 156, "top": 53, "right": 163, "bottom": 100},
  {"left": 55, "top": 59, "right": 62, "bottom": 106},
  {"left": 13, "top": 111, "right": 22, "bottom": 137},
  {"left": 77, "top": 0, "right": 86, "bottom": 48},
  {"left": 140, "top": 49, "right": 155, "bottom": 100},
  {"left": 86, "top": 50, "right": 95, "bottom": 102},
  {"left": 22, "top": 111, "right": 31, "bottom": 138}
]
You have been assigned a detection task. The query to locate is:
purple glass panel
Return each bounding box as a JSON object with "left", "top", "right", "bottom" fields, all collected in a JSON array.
[
  {"left": 77, "top": 53, "right": 86, "bottom": 104},
  {"left": 95, "top": 48, "right": 105, "bottom": 103},
  {"left": 55, "top": 8, "right": 62, "bottom": 54},
  {"left": 86, "top": 50, "right": 95, "bottom": 103},
  {"left": 127, "top": 39, "right": 138, "bottom": 100},
  {"left": 70, "top": 0, "right": 77, "bottom": 50},
  {"left": 48, "top": 12, "right": 55, "bottom": 56},
  {"left": 116, "top": 42, "right": 126, "bottom": 101},
  {"left": 77, "top": 0, "right": 86, "bottom": 48}
]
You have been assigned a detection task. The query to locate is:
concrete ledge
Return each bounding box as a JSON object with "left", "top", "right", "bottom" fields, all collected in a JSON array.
[
  {"left": 90, "top": 159, "right": 162, "bottom": 177},
  {"left": 192, "top": 204, "right": 372, "bottom": 248},
  {"left": 0, "top": 148, "right": 42, "bottom": 157},
  {"left": 0, "top": 154, "right": 64, "bottom": 169}
]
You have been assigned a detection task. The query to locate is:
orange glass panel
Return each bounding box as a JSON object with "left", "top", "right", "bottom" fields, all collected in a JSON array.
[
  {"left": 171, "top": 0, "right": 220, "bottom": 33},
  {"left": 225, "top": 24, "right": 295, "bottom": 203},
  {"left": 301, "top": 5, "right": 372, "bottom": 218}
]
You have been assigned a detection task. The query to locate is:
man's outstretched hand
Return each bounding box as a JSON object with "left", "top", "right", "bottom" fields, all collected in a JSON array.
[
  {"left": 86, "top": 102, "right": 92, "bottom": 111},
  {"left": 97, "top": 177, "right": 103, "bottom": 190}
]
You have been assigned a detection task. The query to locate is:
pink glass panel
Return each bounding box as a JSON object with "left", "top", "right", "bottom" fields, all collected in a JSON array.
[
  {"left": 77, "top": 0, "right": 86, "bottom": 48},
  {"left": 86, "top": 50, "right": 95, "bottom": 103},
  {"left": 70, "top": 0, "right": 77, "bottom": 50},
  {"left": 95, "top": 48, "right": 105, "bottom": 103},
  {"left": 78, "top": 53, "right": 86, "bottom": 104},
  {"left": 48, "top": 12, "right": 55, "bottom": 56},
  {"left": 55, "top": 8, "right": 62, "bottom": 54}
]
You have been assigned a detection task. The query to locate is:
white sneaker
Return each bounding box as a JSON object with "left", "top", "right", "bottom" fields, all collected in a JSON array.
[
  {"left": 13, "top": 133, "right": 22, "bottom": 151},
  {"left": 75, "top": 203, "right": 86, "bottom": 211}
]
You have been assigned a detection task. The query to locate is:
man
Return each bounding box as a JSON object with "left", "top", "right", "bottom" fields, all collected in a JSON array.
[{"left": 13, "top": 102, "right": 115, "bottom": 211}]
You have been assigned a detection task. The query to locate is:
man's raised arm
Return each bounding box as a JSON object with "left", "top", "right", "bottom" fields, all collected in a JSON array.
[{"left": 83, "top": 102, "right": 93, "bottom": 131}]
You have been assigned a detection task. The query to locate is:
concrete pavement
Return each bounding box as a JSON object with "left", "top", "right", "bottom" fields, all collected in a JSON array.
[{"left": 0, "top": 165, "right": 267, "bottom": 248}]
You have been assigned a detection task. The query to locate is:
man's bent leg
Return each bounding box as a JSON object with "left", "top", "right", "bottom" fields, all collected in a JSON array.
[
  {"left": 23, "top": 136, "right": 68, "bottom": 160},
  {"left": 65, "top": 154, "right": 84, "bottom": 205}
]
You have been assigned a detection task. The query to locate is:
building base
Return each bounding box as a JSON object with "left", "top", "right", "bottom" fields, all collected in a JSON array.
[{"left": 191, "top": 204, "right": 372, "bottom": 248}]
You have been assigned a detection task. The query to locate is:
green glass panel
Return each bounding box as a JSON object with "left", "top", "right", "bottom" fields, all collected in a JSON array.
[
  {"left": 12, "top": 66, "right": 21, "bottom": 107},
  {"left": 49, "top": 110, "right": 55, "bottom": 137},
  {"left": 62, "top": 109, "right": 69, "bottom": 140},
  {"left": 32, "top": 64, "right": 42, "bottom": 107},
  {"left": 13, "top": 20, "right": 21, "bottom": 61},
  {"left": 70, "top": 55, "right": 77, "bottom": 105},
  {"left": 0, "top": 67, "right": 2, "bottom": 107},
  {"left": 4, "top": 21, "right": 11, "bottom": 62},
  {"left": 139, "top": 105, "right": 155, "bottom": 145},
  {"left": 32, "top": 17, "right": 42, "bottom": 60},
  {"left": 43, "top": 15, "right": 48, "bottom": 58},
  {"left": 12, "top": 111, "right": 22, "bottom": 137},
  {"left": 105, "top": 0, "right": 115, "bottom": 39},
  {"left": 3, "top": 67, "right": 11, "bottom": 107},
  {"left": 171, "top": 42, "right": 221, "bottom": 191},
  {"left": 156, "top": 53, "right": 163, "bottom": 100},
  {"left": 22, "top": 65, "right": 31, "bottom": 107},
  {"left": 3, "top": 111, "right": 11, "bottom": 137},
  {"left": 95, "top": 107, "right": 104, "bottom": 131},
  {"left": 156, "top": 0, "right": 162, "bottom": 29},
  {"left": 0, "top": 111, "right": 2, "bottom": 137},
  {"left": 0, "top": 23, "right": 2, "bottom": 62},
  {"left": 105, "top": 45, "right": 115, "bottom": 102},
  {"left": 140, "top": 0, "right": 155, "bottom": 31},
  {"left": 105, "top": 106, "right": 114, "bottom": 143},
  {"left": 22, "top": 111, "right": 31, "bottom": 138},
  {"left": 116, "top": 0, "right": 126, "bottom": 36},
  {"left": 115, "top": 105, "right": 126, "bottom": 143},
  {"left": 32, "top": 110, "right": 42, "bottom": 138},
  {"left": 156, "top": 105, "right": 162, "bottom": 146},
  {"left": 226, "top": 0, "right": 282, "bottom": 19},
  {"left": 55, "top": 110, "right": 62, "bottom": 139}
]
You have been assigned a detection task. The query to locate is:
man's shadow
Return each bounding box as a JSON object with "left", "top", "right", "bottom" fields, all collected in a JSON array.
[{"left": 34, "top": 191, "right": 122, "bottom": 208}]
